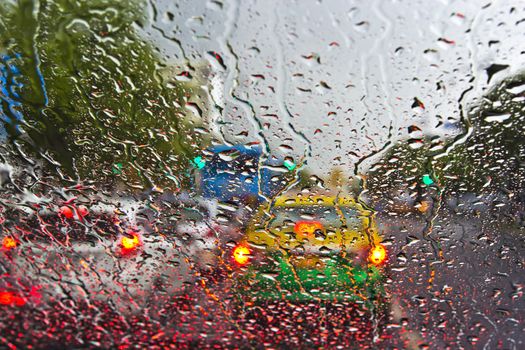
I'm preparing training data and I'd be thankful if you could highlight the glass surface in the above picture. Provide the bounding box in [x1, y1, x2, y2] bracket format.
[0, 0, 524, 348]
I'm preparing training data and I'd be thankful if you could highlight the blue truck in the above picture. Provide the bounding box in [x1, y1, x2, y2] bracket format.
[193, 144, 291, 204]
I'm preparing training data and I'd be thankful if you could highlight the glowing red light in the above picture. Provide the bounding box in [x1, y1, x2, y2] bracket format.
[0, 291, 26, 306]
[2, 236, 17, 250]
[369, 244, 387, 265]
[0, 291, 13, 305]
[294, 221, 323, 240]
[120, 232, 142, 254]
[233, 245, 251, 265]
[59, 206, 74, 219]
[77, 205, 89, 218]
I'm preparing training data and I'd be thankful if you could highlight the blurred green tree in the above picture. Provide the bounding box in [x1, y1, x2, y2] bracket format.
[0, 0, 210, 192]
[367, 72, 525, 205]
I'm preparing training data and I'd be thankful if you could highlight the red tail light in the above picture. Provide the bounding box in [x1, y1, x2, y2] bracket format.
[59, 206, 75, 219]
[119, 232, 142, 255]
[232, 245, 251, 266]
[294, 221, 323, 240]
[2, 236, 17, 250]
[0, 291, 26, 306]
[369, 244, 387, 266]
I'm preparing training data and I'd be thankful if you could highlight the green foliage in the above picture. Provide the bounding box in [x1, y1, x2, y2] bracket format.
[434, 73, 525, 195]
[0, 0, 209, 190]
[367, 72, 525, 199]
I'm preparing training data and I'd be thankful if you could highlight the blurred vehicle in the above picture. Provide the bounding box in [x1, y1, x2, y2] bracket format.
[194, 144, 289, 205]
[1, 193, 223, 310]
[229, 193, 388, 307]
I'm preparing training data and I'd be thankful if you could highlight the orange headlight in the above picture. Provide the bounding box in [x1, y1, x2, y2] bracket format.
[232, 245, 251, 265]
[369, 244, 387, 265]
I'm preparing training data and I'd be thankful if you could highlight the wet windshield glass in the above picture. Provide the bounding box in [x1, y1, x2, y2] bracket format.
[0, 0, 524, 348]
[271, 206, 342, 228]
